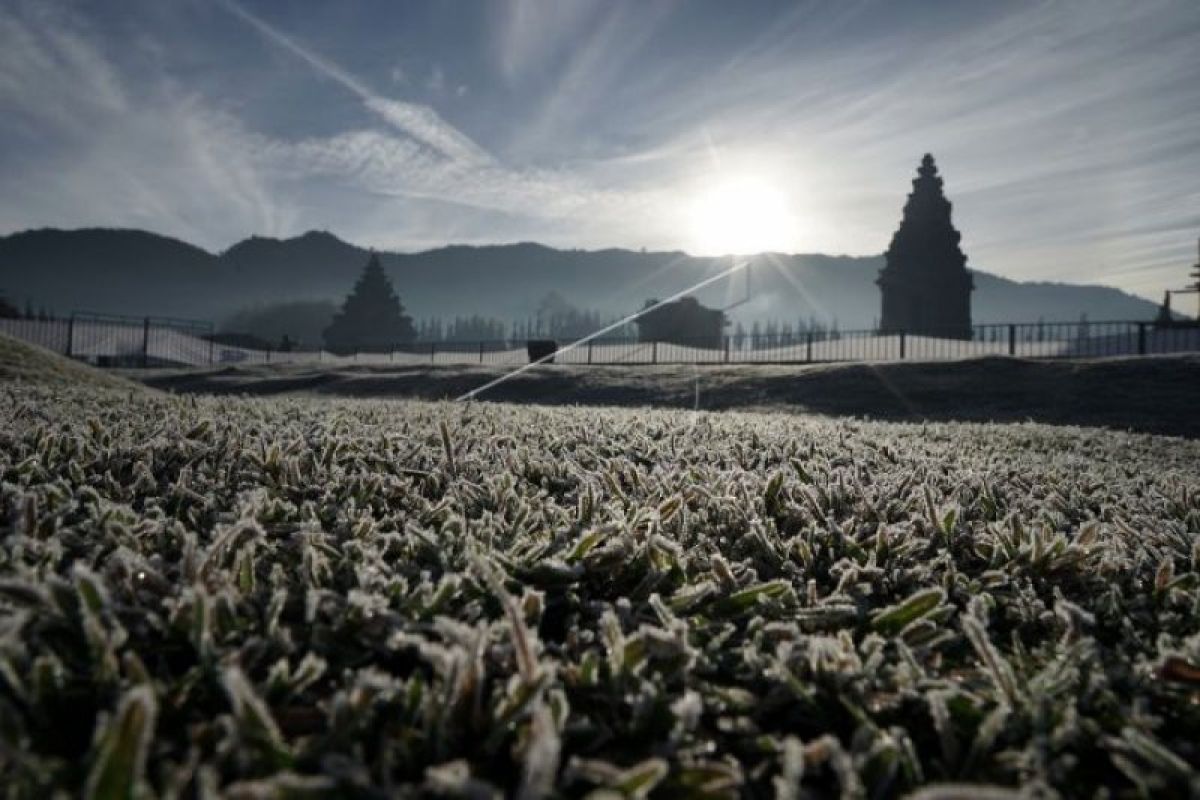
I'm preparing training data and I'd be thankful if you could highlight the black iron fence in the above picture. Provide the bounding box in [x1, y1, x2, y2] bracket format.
[1, 314, 1197, 368]
[470, 321, 1199, 364]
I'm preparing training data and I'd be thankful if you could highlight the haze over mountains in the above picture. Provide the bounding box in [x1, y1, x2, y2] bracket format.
[0, 228, 1165, 330]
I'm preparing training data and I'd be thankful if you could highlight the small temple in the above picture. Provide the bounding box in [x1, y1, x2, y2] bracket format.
[877, 154, 974, 339]
[636, 296, 725, 349]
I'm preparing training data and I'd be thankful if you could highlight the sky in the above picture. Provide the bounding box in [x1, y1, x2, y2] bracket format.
[1, 0, 1198, 302]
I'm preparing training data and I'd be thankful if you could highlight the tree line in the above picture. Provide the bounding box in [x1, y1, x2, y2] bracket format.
[0, 293, 59, 321]
[219, 256, 640, 353]
[730, 318, 843, 350]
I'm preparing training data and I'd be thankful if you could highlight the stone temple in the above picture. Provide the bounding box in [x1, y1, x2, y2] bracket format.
[877, 154, 974, 338]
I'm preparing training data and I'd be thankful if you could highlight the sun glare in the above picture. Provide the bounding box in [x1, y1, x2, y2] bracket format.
[687, 176, 798, 256]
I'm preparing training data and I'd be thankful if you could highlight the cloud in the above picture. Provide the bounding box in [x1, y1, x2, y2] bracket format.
[425, 64, 445, 94]
[0, 0, 291, 247]
[219, 0, 488, 165]
[1, 0, 1196, 301]
[360, 96, 490, 166]
[493, 0, 604, 84]
[502, 2, 677, 161]
[0, 0, 666, 254]
[217, 0, 659, 232]
[0, 2, 128, 136]
[556, 0, 1199, 295]
[254, 128, 660, 230]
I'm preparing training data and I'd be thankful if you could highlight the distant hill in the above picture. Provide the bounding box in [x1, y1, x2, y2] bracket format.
[0, 227, 1168, 328]
[0, 228, 220, 319]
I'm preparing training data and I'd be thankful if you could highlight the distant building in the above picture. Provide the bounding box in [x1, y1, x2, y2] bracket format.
[878, 154, 974, 339]
[636, 296, 725, 348]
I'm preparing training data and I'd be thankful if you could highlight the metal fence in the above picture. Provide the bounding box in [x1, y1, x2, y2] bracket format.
[0, 313, 215, 367]
[2, 315, 1198, 368]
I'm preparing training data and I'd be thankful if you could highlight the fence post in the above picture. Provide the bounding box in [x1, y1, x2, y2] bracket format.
[1008, 324, 1016, 356]
[142, 317, 151, 367]
[1137, 322, 1146, 355]
[587, 340, 593, 365]
[724, 336, 730, 363]
[209, 334, 215, 366]
[479, 341, 485, 363]
[266, 348, 272, 364]
[898, 331, 906, 359]
[430, 342, 436, 364]
[66, 314, 75, 358]
[805, 331, 813, 363]
[652, 341, 658, 364]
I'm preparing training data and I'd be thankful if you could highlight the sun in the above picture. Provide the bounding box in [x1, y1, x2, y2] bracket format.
[687, 176, 797, 256]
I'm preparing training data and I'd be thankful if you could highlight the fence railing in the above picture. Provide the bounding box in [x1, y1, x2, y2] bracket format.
[2, 315, 1198, 369]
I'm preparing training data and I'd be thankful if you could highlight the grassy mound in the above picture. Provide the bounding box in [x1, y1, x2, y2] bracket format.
[0, 331, 138, 390]
[0, 386, 1198, 796]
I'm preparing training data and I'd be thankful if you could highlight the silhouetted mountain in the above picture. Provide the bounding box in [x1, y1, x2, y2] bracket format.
[221, 230, 366, 295]
[0, 228, 219, 318]
[970, 272, 1166, 324]
[0, 227, 1168, 329]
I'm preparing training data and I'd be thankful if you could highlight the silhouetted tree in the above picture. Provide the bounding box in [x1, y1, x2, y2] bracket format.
[0, 293, 18, 319]
[428, 318, 444, 342]
[323, 253, 416, 353]
[530, 291, 609, 340]
[445, 315, 506, 342]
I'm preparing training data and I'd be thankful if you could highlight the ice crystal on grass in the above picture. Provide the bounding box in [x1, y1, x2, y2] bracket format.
[0, 384, 1198, 795]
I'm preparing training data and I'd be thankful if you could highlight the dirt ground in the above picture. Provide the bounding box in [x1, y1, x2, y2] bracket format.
[125, 354, 1200, 439]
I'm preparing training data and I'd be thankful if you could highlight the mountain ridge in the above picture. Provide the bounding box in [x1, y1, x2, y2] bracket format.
[0, 227, 1168, 327]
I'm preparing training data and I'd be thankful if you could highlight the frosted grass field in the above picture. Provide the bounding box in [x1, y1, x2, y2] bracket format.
[1, 381, 1199, 797]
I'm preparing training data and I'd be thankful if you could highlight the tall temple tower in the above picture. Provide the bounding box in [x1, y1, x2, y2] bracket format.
[877, 154, 974, 338]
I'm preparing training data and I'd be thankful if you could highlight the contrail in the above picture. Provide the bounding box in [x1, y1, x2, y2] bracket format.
[217, 0, 490, 165]
[455, 259, 750, 402]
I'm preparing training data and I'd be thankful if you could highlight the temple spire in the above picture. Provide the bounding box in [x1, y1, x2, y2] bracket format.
[917, 152, 939, 180]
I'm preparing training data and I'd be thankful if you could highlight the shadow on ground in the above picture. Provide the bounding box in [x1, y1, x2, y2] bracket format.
[133, 355, 1200, 438]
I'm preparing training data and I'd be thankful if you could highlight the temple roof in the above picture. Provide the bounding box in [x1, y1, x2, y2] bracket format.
[881, 153, 969, 282]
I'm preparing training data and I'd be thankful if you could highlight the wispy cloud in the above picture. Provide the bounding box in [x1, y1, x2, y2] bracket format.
[492, 0, 604, 84]
[551, 0, 1200, 295]
[219, 0, 655, 234]
[0, 0, 1196, 300]
[0, 0, 291, 246]
[0, 2, 128, 135]
[219, 0, 490, 166]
